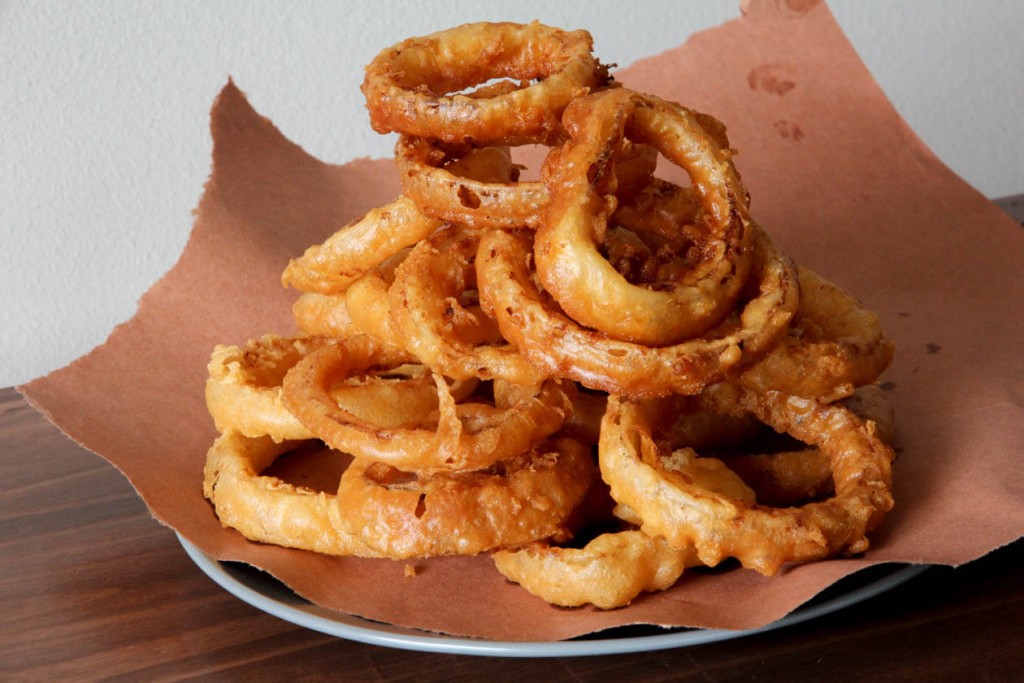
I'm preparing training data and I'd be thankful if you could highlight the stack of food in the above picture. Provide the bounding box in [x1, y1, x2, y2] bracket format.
[202, 21, 896, 609]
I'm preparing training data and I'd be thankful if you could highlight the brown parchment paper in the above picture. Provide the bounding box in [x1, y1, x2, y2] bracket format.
[20, 0, 1024, 641]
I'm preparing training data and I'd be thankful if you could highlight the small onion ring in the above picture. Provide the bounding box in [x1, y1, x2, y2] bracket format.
[389, 224, 546, 385]
[334, 436, 594, 558]
[492, 530, 699, 609]
[342, 248, 411, 348]
[344, 247, 504, 352]
[361, 21, 610, 145]
[738, 267, 896, 402]
[394, 137, 658, 230]
[610, 179, 703, 252]
[202, 431, 381, 557]
[280, 196, 440, 295]
[720, 385, 897, 507]
[281, 336, 573, 473]
[206, 335, 328, 441]
[475, 224, 798, 398]
[394, 139, 544, 228]
[206, 334, 473, 441]
[599, 385, 895, 575]
[281, 146, 515, 295]
[534, 88, 753, 346]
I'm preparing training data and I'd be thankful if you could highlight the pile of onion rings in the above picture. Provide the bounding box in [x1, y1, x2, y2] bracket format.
[203, 21, 897, 610]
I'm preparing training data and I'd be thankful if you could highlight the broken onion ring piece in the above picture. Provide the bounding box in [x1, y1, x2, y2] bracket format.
[492, 530, 699, 609]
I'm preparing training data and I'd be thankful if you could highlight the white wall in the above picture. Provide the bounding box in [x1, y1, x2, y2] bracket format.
[2, 1, 1021, 387]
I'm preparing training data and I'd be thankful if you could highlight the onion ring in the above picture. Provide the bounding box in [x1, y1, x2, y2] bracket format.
[610, 179, 703, 252]
[206, 335, 328, 441]
[206, 334, 473, 441]
[738, 267, 896, 401]
[394, 139, 543, 228]
[599, 385, 895, 575]
[361, 21, 610, 146]
[533, 88, 752, 345]
[202, 431, 381, 557]
[280, 196, 439, 295]
[635, 386, 895, 507]
[281, 336, 572, 472]
[720, 384, 896, 506]
[475, 223, 798, 398]
[394, 137, 658, 230]
[335, 436, 594, 558]
[342, 248, 410, 348]
[281, 146, 515, 295]
[343, 246, 505, 354]
[389, 224, 546, 385]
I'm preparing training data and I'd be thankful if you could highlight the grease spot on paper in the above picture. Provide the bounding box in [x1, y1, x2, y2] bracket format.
[748, 64, 797, 95]
[772, 119, 805, 141]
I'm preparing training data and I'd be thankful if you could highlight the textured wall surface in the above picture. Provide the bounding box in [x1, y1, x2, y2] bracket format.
[2, 0, 1021, 386]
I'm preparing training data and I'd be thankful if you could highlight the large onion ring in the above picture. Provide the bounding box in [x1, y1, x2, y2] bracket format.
[281, 336, 572, 472]
[335, 436, 594, 558]
[361, 21, 609, 146]
[476, 224, 798, 398]
[640, 385, 895, 507]
[599, 385, 895, 575]
[534, 88, 752, 345]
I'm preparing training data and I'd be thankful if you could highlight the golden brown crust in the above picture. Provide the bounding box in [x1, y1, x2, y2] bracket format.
[476, 224, 799, 397]
[361, 21, 609, 146]
[336, 437, 595, 558]
[599, 387, 895, 575]
[202, 431, 381, 557]
[493, 530, 699, 608]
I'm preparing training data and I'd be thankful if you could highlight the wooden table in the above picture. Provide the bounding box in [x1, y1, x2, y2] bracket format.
[4, 198, 1023, 681]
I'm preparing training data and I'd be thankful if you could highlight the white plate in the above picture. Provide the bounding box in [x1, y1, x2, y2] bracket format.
[179, 535, 927, 658]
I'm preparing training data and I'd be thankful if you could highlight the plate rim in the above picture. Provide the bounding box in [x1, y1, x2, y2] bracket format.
[178, 534, 929, 658]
